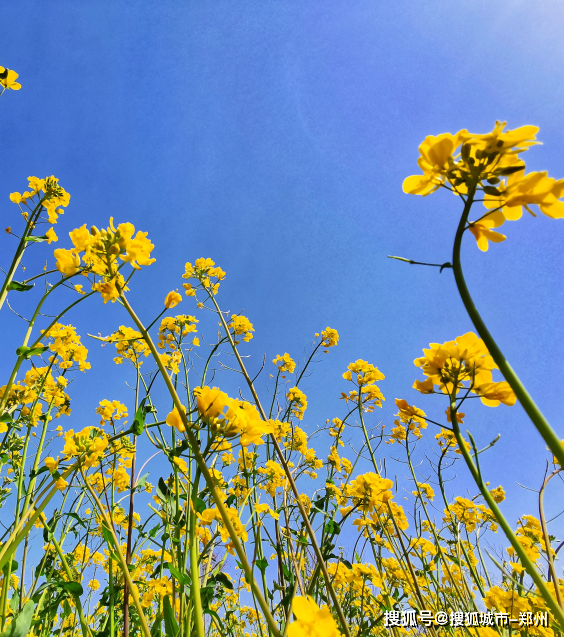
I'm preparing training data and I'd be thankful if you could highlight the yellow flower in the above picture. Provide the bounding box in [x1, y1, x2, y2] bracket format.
[0, 67, 21, 90]
[45, 227, 58, 244]
[166, 404, 187, 433]
[403, 131, 467, 195]
[44, 456, 59, 472]
[173, 457, 188, 473]
[96, 399, 128, 424]
[468, 211, 506, 252]
[413, 333, 515, 408]
[88, 579, 100, 591]
[287, 596, 341, 637]
[164, 290, 182, 308]
[286, 387, 307, 420]
[195, 386, 230, 422]
[192, 336, 200, 346]
[54, 248, 81, 276]
[413, 377, 434, 394]
[272, 353, 296, 373]
[228, 314, 254, 342]
[490, 485, 505, 503]
[55, 477, 68, 490]
[320, 327, 339, 348]
[475, 381, 516, 407]
[92, 277, 120, 304]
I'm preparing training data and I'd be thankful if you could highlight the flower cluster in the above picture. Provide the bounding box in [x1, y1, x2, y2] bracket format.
[286, 386, 307, 420]
[403, 122, 564, 251]
[387, 398, 428, 444]
[272, 353, 295, 373]
[182, 257, 226, 296]
[167, 385, 273, 447]
[157, 315, 199, 350]
[228, 314, 254, 343]
[341, 359, 385, 411]
[413, 332, 516, 407]
[10, 175, 70, 224]
[62, 426, 109, 469]
[106, 326, 150, 365]
[54, 218, 155, 302]
[42, 323, 90, 372]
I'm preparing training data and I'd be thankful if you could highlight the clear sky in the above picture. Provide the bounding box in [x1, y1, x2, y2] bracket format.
[2, 1, 564, 537]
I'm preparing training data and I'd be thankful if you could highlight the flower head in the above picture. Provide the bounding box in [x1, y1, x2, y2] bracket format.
[0, 67, 21, 90]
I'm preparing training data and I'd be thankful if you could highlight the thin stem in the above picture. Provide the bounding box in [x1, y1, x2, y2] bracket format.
[207, 291, 351, 637]
[80, 465, 152, 637]
[539, 468, 563, 604]
[449, 402, 564, 626]
[451, 186, 564, 469]
[119, 290, 282, 637]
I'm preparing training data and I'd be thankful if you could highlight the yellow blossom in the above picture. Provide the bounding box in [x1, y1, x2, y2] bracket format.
[0, 67, 21, 90]
[164, 290, 182, 308]
[287, 596, 341, 637]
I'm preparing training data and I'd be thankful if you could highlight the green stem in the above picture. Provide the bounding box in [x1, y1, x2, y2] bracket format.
[449, 402, 564, 627]
[39, 513, 93, 637]
[189, 509, 205, 637]
[119, 291, 282, 637]
[207, 292, 351, 637]
[81, 465, 152, 637]
[0, 199, 44, 313]
[452, 187, 564, 468]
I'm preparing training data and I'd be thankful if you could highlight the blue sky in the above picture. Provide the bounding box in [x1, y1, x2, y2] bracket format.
[2, 1, 564, 537]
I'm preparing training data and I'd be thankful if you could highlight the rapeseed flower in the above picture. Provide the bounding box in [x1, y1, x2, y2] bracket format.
[0, 66, 21, 90]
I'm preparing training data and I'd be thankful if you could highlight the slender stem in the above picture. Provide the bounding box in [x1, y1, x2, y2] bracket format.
[449, 402, 564, 625]
[38, 513, 93, 637]
[80, 465, 152, 637]
[189, 508, 206, 637]
[539, 469, 563, 606]
[207, 292, 352, 637]
[452, 187, 564, 468]
[0, 199, 43, 313]
[119, 291, 282, 637]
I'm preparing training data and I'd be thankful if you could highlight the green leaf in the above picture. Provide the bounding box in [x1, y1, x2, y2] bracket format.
[7, 281, 34, 292]
[281, 563, 292, 581]
[203, 608, 222, 626]
[131, 404, 146, 436]
[29, 466, 49, 480]
[162, 596, 178, 637]
[9, 590, 20, 613]
[167, 564, 190, 587]
[0, 413, 12, 423]
[66, 512, 87, 529]
[192, 496, 206, 514]
[150, 611, 163, 637]
[0, 600, 34, 637]
[100, 523, 119, 559]
[225, 494, 237, 507]
[55, 581, 84, 596]
[15, 345, 48, 360]
[2, 561, 18, 575]
[324, 520, 341, 535]
[157, 477, 171, 501]
[447, 553, 460, 566]
[214, 572, 233, 590]
[136, 472, 149, 490]
[255, 558, 268, 574]
[24, 235, 48, 243]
